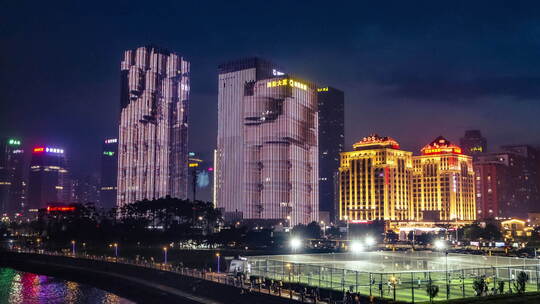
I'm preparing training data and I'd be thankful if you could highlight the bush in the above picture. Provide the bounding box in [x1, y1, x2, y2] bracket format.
[514, 271, 529, 294]
[426, 280, 439, 303]
[473, 276, 488, 296]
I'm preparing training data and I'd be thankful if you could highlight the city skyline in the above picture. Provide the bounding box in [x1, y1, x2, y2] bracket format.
[2, 2, 540, 178]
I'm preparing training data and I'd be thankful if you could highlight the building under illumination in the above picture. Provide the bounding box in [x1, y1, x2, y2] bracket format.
[460, 130, 487, 156]
[216, 58, 319, 225]
[317, 86, 344, 223]
[0, 138, 25, 215]
[117, 46, 190, 208]
[28, 146, 71, 211]
[411, 136, 476, 221]
[100, 138, 117, 209]
[338, 134, 413, 222]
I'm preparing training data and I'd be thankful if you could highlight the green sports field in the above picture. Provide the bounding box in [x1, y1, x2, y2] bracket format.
[248, 252, 540, 302]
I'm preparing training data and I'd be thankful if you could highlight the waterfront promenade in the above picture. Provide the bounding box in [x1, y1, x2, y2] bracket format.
[0, 249, 323, 304]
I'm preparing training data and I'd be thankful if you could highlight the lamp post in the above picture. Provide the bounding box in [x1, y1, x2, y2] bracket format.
[435, 239, 449, 299]
[163, 247, 168, 264]
[113, 243, 118, 259]
[216, 253, 220, 273]
[344, 215, 349, 240]
[71, 240, 76, 256]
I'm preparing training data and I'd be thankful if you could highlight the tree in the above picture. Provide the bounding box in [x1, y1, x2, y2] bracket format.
[426, 280, 439, 303]
[473, 276, 487, 296]
[497, 281, 505, 295]
[513, 271, 529, 294]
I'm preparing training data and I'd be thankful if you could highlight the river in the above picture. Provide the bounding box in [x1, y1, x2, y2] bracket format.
[0, 268, 134, 304]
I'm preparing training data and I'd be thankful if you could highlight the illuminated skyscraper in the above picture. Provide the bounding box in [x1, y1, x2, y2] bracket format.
[338, 134, 413, 222]
[216, 58, 319, 225]
[100, 138, 118, 209]
[317, 87, 344, 223]
[28, 146, 70, 210]
[412, 136, 476, 221]
[460, 130, 487, 156]
[117, 46, 190, 207]
[0, 138, 25, 215]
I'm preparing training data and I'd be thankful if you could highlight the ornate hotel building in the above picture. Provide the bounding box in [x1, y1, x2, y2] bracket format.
[412, 136, 476, 221]
[338, 135, 413, 222]
[117, 46, 190, 208]
[216, 58, 318, 225]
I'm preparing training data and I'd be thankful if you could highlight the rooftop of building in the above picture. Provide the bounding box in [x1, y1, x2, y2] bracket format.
[352, 134, 400, 151]
[421, 136, 463, 155]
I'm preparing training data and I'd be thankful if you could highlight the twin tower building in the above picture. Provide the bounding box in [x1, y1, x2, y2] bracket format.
[116, 47, 344, 226]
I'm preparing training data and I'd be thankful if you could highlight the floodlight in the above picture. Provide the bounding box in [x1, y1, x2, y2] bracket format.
[350, 241, 364, 254]
[365, 236, 376, 247]
[434, 239, 446, 250]
[290, 238, 302, 250]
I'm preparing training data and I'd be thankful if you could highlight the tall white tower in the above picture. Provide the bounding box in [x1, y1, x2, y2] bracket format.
[216, 58, 318, 225]
[117, 46, 190, 208]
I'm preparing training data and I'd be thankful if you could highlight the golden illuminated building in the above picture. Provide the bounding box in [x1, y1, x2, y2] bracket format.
[338, 134, 412, 222]
[412, 136, 476, 221]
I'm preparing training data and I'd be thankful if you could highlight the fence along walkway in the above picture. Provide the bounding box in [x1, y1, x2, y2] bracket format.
[9, 248, 325, 304]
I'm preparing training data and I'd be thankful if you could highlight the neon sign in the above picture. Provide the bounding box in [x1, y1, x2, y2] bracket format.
[317, 87, 329, 92]
[103, 151, 115, 156]
[105, 138, 118, 144]
[266, 78, 308, 91]
[422, 147, 462, 155]
[272, 69, 285, 76]
[47, 206, 76, 212]
[8, 139, 21, 146]
[33, 147, 64, 154]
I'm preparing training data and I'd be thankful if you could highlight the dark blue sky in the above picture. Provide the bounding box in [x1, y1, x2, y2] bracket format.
[1, 1, 540, 177]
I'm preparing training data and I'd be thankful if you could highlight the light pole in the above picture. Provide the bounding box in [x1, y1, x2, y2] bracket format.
[71, 240, 76, 256]
[435, 239, 449, 300]
[163, 247, 168, 264]
[216, 253, 220, 273]
[113, 243, 118, 259]
[344, 215, 349, 240]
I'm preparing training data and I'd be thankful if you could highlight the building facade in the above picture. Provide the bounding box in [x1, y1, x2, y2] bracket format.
[100, 138, 118, 209]
[460, 130, 487, 156]
[0, 138, 25, 215]
[412, 136, 476, 221]
[117, 46, 190, 208]
[216, 58, 319, 225]
[28, 146, 70, 210]
[339, 134, 413, 222]
[317, 87, 344, 223]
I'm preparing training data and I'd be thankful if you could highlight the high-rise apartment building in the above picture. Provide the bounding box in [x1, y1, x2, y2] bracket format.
[0, 138, 25, 215]
[460, 130, 487, 156]
[412, 136, 476, 221]
[338, 134, 413, 222]
[28, 146, 70, 210]
[100, 138, 118, 209]
[474, 153, 514, 219]
[317, 87, 344, 223]
[117, 46, 190, 208]
[216, 58, 319, 225]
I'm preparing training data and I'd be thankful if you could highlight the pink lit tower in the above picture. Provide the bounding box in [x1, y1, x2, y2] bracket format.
[117, 46, 190, 208]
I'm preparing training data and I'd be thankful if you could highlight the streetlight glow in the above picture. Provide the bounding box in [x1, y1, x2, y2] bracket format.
[350, 240, 364, 254]
[434, 239, 446, 250]
[290, 238, 301, 250]
[365, 236, 376, 247]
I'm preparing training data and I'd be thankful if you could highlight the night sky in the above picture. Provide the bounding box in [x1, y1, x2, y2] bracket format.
[2, 1, 540, 179]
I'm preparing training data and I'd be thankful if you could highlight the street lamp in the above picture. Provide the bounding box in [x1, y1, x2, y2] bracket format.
[350, 240, 364, 254]
[216, 253, 220, 273]
[163, 247, 168, 264]
[344, 215, 350, 240]
[290, 237, 301, 253]
[434, 239, 449, 299]
[71, 240, 76, 256]
[365, 236, 376, 247]
[113, 243, 118, 259]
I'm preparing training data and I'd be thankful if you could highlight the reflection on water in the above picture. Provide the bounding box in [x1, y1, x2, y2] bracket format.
[0, 268, 134, 304]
